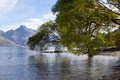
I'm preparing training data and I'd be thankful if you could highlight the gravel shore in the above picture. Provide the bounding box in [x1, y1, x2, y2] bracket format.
[99, 51, 120, 56]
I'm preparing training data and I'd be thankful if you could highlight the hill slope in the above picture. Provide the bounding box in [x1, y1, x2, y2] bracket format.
[0, 30, 4, 35]
[0, 35, 18, 46]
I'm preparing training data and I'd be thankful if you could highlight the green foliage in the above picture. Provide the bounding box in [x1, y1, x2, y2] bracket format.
[101, 29, 120, 47]
[112, 29, 120, 46]
[104, 33, 115, 46]
[27, 29, 49, 51]
[52, 0, 117, 56]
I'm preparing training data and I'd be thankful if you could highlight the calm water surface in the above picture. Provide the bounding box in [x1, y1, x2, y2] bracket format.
[0, 47, 120, 80]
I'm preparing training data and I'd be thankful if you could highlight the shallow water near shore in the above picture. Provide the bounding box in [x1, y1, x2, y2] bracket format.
[0, 47, 120, 80]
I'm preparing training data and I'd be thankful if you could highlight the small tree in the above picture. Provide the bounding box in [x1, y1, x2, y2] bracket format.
[27, 20, 60, 52]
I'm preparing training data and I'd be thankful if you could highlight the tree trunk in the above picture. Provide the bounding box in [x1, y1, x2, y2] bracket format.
[87, 49, 93, 58]
[88, 53, 93, 58]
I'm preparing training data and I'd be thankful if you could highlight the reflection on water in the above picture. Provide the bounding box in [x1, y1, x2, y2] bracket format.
[28, 53, 120, 80]
[0, 47, 120, 80]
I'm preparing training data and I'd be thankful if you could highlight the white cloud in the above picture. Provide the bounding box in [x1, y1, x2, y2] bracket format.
[43, 13, 56, 20]
[1, 13, 56, 31]
[1, 18, 43, 32]
[22, 14, 56, 30]
[1, 24, 19, 32]
[22, 18, 44, 30]
[0, 0, 18, 13]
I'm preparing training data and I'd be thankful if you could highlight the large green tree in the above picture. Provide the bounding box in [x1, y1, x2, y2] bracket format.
[52, 0, 117, 57]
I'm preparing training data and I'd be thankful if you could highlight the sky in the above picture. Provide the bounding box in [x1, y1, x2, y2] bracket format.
[0, 0, 57, 31]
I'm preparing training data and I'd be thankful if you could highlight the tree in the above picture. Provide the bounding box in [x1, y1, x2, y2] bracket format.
[52, 0, 117, 57]
[27, 20, 60, 52]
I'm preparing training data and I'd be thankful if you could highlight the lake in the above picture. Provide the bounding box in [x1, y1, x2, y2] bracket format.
[0, 47, 120, 80]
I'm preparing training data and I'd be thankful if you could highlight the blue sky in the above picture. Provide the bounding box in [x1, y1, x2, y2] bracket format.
[0, 0, 57, 31]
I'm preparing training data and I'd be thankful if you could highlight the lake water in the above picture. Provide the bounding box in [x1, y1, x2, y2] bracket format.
[0, 47, 120, 80]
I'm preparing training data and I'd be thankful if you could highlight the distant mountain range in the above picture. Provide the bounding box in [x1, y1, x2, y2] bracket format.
[0, 25, 37, 46]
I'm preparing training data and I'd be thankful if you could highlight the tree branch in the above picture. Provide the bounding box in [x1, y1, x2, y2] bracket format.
[95, 0, 120, 16]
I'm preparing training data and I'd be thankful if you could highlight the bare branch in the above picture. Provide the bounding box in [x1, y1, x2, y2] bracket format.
[95, 0, 120, 15]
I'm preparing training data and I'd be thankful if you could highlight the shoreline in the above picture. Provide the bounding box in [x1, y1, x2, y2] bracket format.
[99, 50, 120, 56]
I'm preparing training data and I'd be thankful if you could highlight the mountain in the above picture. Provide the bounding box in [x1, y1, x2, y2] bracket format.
[0, 30, 4, 35]
[0, 35, 18, 46]
[2, 25, 36, 46]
